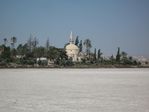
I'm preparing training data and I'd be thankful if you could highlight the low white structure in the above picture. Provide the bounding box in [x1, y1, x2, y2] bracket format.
[133, 56, 149, 65]
[36, 57, 47, 62]
[16, 55, 25, 59]
[48, 59, 54, 66]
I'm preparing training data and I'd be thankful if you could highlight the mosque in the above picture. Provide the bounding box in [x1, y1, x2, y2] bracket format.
[65, 32, 84, 62]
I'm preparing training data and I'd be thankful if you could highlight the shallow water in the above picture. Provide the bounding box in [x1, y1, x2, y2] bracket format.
[0, 69, 149, 112]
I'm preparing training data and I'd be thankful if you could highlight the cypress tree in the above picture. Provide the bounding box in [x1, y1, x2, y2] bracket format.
[79, 40, 82, 52]
[75, 36, 79, 46]
[94, 48, 96, 60]
[97, 49, 102, 59]
[116, 47, 121, 62]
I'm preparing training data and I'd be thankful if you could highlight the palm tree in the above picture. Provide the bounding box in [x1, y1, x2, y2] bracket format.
[83, 39, 92, 56]
[3, 38, 7, 46]
[11, 36, 17, 49]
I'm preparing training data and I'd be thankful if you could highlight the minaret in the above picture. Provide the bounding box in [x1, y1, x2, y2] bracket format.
[69, 31, 74, 44]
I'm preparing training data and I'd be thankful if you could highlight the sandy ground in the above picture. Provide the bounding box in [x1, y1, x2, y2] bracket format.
[0, 68, 149, 112]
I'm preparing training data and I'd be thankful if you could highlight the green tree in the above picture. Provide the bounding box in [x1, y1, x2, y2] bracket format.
[32, 37, 38, 49]
[83, 39, 92, 56]
[0, 45, 11, 62]
[79, 40, 82, 52]
[116, 47, 121, 62]
[33, 47, 45, 58]
[97, 49, 102, 59]
[16, 43, 29, 57]
[22, 43, 30, 56]
[121, 51, 128, 64]
[46, 47, 69, 66]
[54, 49, 68, 66]
[75, 36, 79, 46]
[94, 48, 96, 61]
[17, 44, 24, 55]
[129, 56, 133, 61]
[3, 38, 7, 46]
[110, 55, 114, 65]
[22, 42, 34, 59]
[47, 46, 59, 60]
[121, 51, 127, 58]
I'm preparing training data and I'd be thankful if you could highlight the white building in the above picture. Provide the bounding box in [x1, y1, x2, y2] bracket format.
[65, 32, 80, 62]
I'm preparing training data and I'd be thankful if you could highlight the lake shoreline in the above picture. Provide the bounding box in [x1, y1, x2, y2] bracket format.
[0, 65, 149, 69]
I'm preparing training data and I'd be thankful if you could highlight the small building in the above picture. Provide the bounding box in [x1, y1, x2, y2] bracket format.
[37, 57, 47, 61]
[48, 59, 54, 66]
[133, 56, 149, 66]
[16, 55, 25, 59]
[36, 57, 48, 65]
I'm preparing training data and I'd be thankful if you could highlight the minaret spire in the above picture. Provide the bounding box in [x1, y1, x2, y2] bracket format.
[69, 31, 74, 44]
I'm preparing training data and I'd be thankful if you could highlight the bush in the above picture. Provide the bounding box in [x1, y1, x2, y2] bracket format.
[38, 60, 48, 66]
[65, 59, 74, 66]
[0, 61, 7, 66]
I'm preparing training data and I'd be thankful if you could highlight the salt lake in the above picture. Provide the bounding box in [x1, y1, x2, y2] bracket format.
[0, 68, 149, 112]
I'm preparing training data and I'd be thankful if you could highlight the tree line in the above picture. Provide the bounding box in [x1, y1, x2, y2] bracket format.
[0, 35, 140, 67]
[73, 37, 140, 66]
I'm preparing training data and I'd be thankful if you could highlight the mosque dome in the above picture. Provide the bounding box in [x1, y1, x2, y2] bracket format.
[65, 43, 79, 50]
[65, 43, 79, 56]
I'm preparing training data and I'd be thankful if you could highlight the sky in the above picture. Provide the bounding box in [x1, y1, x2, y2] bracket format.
[0, 0, 149, 57]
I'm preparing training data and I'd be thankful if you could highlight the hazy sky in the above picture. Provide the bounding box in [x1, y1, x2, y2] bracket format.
[0, 0, 149, 57]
